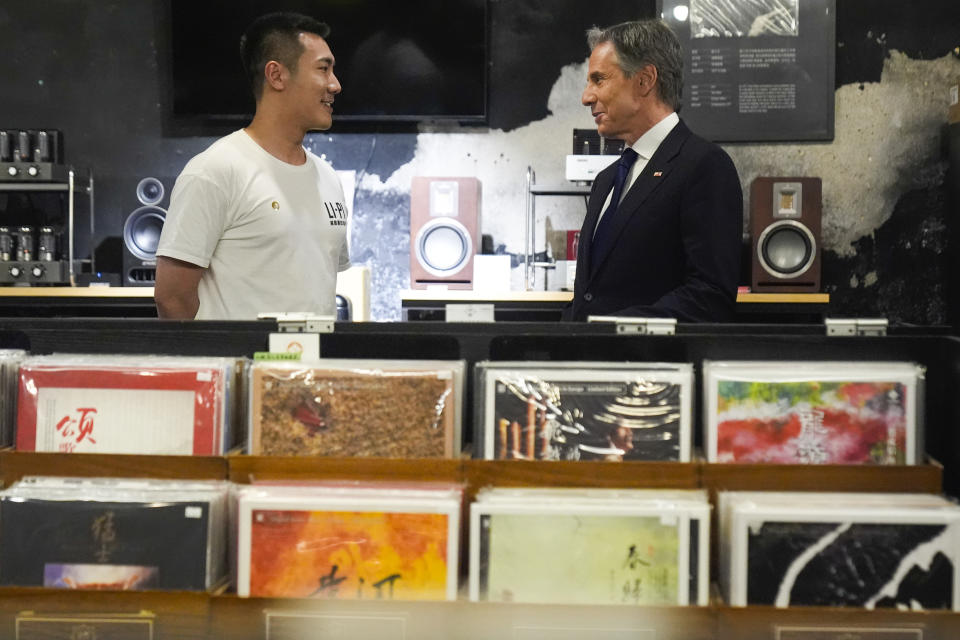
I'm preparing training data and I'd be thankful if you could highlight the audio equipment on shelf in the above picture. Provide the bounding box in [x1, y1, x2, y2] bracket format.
[0, 129, 65, 182]
[0, 224, 69, 284]
[0, 131, 89, 286]
[750, 177, 822, 293]
[409, 177, 481, 290]
[122, 176, 171, 286]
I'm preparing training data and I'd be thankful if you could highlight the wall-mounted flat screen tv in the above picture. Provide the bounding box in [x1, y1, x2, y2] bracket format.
[168, 0, 488, 125]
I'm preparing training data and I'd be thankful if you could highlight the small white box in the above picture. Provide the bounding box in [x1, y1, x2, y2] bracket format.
[472, 254, 512, 292]
[565, 155, 617, 182]
[553, 260, 577, 290]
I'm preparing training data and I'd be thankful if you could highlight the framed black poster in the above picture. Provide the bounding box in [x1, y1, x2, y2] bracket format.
[658, 0, 836, 141]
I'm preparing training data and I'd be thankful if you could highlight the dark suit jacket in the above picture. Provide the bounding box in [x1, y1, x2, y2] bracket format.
[564, 119, 743, 322]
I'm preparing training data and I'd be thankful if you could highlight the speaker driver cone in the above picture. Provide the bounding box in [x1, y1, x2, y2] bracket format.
[415, 218, 472, 277]
[757, 220, 816, 279]
[123, 206, 166, 261]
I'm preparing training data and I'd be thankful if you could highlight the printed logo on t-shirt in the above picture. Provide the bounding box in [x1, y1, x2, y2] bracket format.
[324, 201, 347, 227]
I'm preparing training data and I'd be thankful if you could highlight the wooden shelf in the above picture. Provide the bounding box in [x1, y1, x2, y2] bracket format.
[736, 292, 829, 304]
[699, 460, 943, 494]
[0, 287, 153, 298]
[0, 450, 227, 486]
[228, 454, 461, 485]
[0, 590, 953, 639]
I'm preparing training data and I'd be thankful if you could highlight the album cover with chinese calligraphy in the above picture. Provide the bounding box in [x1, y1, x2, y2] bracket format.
[704, 361, 923, 464]
[15, 355, 236, 455]
[475, 362, 692, 461]
[0, 477, 230, 591]
[248, 360, 464, 458]
[0, 498, 211, 590]
[719, 491, 960, 610]
[469, 488, 709, 605]
[235, 483, 462, 599]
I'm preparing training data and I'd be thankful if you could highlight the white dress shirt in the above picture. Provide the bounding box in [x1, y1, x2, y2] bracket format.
[594, 112, 680, 234]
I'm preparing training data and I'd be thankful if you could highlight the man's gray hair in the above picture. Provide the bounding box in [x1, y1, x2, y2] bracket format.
[587, 20, 683, 112]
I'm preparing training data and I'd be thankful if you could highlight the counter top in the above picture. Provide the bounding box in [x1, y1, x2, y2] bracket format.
[401, 289, 829, 304]
[400, 289, 573, 302]
[0, 288, 830, 304]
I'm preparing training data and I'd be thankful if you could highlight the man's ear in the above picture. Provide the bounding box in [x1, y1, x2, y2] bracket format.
[634, 63, 658, 98]
[263, 60, 287, 92]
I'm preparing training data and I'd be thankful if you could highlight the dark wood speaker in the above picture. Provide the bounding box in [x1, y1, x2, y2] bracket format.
[409, 177, 480, 290]
[751, 177, 822, 293]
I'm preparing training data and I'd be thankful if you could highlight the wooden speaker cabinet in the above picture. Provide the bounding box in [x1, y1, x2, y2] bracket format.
[410, 177, 480, 290]
[751, 177, 822, 293]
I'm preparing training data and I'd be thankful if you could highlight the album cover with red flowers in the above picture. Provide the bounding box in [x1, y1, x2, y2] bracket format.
[705, 361, 922, 464]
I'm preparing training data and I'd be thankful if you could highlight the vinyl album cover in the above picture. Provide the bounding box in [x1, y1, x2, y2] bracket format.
[0, 498, 211, 590]
[248, 509, 451, 599]
[477, 513, 680, 605]
[706, 362, 920, 464]
[480, 364, 692, 461]
[249, 361, 460, 458]
[16, 357, 230, 455]
[0, 349, 26, 448]
[746, 520, 956, 609]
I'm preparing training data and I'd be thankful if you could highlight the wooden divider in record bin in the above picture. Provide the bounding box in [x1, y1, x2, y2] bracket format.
[0, 451, 228, 487]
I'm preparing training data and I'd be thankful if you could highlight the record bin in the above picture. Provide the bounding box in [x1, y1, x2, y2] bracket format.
[0, 320, 954, 638]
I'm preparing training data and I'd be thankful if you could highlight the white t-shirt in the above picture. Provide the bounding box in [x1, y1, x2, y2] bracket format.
[157, 130, 351, 320]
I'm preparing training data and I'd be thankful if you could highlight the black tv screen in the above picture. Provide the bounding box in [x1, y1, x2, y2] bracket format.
[169, 0, 488, 124]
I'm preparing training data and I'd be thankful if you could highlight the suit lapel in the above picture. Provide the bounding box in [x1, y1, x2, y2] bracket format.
[576, 166, 616, 288]
[587, 120, 692, 280]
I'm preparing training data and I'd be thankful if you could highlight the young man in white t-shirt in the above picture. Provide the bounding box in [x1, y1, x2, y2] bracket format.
[155, 12, 350, 320]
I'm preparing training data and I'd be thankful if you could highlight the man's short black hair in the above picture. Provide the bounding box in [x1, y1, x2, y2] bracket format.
[240, 12, 331, 102]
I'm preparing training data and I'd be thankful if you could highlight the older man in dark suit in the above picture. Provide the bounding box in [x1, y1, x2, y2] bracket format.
[565, 19, 742, 322]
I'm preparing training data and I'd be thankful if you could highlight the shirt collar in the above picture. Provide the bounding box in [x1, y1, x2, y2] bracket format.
[631, 112, 679, 160]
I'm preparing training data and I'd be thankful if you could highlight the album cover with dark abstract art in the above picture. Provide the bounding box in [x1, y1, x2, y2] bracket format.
[747, 521, 954, 609]
[0, 498, 211, 590]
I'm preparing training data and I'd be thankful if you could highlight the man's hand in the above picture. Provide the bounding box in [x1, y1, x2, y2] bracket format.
[154, 256, 204, 319]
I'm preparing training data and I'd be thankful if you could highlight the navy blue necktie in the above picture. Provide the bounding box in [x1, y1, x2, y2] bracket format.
[591, 147, 639, 269]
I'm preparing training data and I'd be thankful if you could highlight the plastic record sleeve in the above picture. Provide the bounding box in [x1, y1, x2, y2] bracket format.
[0, 477, 230, 591]
[475, 361, 693, 462]
[247, 359, 464, 457]
[703, 360, 924, 465]
[717, 490, 960, 610]
[0, 349, 26, 448]
[234, 483, 463, 599]
[469, 487, 710, 606]
[15, 354, 237, 456]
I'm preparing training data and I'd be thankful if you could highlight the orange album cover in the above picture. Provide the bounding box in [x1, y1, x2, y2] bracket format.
[249, 509, 451, 599]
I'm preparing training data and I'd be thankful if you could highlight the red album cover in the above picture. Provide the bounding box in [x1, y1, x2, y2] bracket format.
[16, 365, 224, 455]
